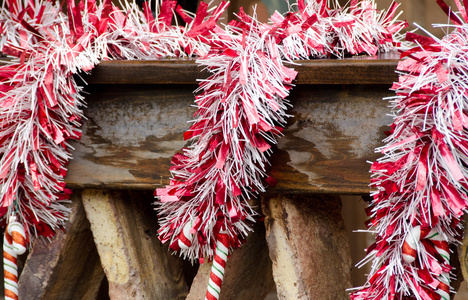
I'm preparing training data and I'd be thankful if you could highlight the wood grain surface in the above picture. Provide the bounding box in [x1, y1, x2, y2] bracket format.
[81, 190, 188, 299]
[262, 194, 352, 299]
[83, 52, 399, 85]
[19, 193, 106, 299]
[65, 54, 401, 193]
[65, 82, 394, 193]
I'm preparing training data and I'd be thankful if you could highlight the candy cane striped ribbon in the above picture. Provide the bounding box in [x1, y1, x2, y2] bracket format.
[205, 231, 229, 300]
[402, 225, 450, 300]
[4, 220, 27, 300]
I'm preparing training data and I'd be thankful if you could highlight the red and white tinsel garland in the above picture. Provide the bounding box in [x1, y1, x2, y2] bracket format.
[351, 1, 468, 299]
[0, 0, 205, 241]
[156, 0, 405, 264]
[0, 0, 407, 298]
[155, 4, 406, 300]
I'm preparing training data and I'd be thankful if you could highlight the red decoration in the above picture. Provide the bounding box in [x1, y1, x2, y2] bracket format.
[351, 1, 468, 299]
[155, 0, 406, 269]
[0, 0, 204, 240]
[0, 0, 406, 298]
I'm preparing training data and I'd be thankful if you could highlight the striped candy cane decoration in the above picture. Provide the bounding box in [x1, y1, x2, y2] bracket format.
[206, 231, 229, 300]
[178, 221, 195, 250]
[426, 229, 450, 300]
[3, 219, 27, 300]
[402, 225, 421, 263]
[402, 226, 451, 300]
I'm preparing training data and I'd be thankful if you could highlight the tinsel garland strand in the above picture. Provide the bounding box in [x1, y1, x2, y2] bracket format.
[0, 0, 405, 246]
[0, 0, 206, 241]
[0, 0, 407, 298]
[156, 0, 406, 262]
[351, 1, 468, 299]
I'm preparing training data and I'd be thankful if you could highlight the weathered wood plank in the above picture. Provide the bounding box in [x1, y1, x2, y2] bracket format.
[186, 221, 275, 300]
[293, 55, 399, 85]
[18, 192, 106, 300]
[83, 60, 207, 85]
[81, 189, 188, 300]
[65, 84, 393, 193]
[82, 52, 399, 85]
[451, 243, 464, 300]
[271, 85, 393, 194]
[261, 194, 352, 299]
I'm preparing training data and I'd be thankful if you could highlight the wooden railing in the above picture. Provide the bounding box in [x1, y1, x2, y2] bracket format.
[15, 53, 468, 299]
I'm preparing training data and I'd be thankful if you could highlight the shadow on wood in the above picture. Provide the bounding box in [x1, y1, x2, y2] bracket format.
[186, 220, 275, 300]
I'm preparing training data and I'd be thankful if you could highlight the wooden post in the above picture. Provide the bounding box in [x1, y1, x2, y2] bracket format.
[18, 192, 106, 299]
[81, 189, 188, 300]
[262, 194, 352, 300]
[186, 221, 275, 300]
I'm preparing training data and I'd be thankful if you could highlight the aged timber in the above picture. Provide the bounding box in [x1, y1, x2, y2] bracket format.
[262, 194, 352, 299]
[84, 52, 399, 85]
[67, 53, 399, 193]
[81, 190, 188, 299]
[19, 193, 106, 299]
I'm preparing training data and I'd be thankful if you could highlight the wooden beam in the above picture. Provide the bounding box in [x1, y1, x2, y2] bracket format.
[82, 52, 399, 85]
[81, 190, 188, 299]
[18, 193, 106, 300]
[261, 194, 352, 299]
[65, 84, 393, 193]
[82, 60, 207, 85]
[460, 219, 468, 284]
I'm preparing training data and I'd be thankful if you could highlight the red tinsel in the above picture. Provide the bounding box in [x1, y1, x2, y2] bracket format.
[0, 0, 201, 240]
[156, 0, 406, 262]
[351, 1, 468, 299]
[0, 0, 406, 298]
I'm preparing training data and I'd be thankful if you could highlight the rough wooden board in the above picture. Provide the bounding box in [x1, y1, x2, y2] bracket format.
[81, 189, 188, 300]
[18, 192, 106, 300]
[83, 60, 207, 85]
[65, 84, 393, 193]
[271, 85, 394, 194]
[82, 52, 399, 85]
[292, 54, 399, 85]
[262, 194, 352, 300]
[186, 221, 275, 300]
